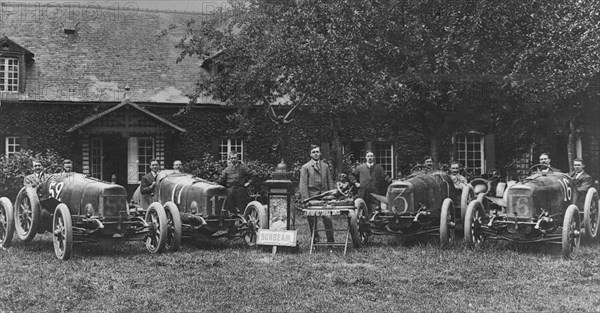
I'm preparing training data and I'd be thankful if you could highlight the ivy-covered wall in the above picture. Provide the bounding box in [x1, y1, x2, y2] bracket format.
[0, 101, 453, 178]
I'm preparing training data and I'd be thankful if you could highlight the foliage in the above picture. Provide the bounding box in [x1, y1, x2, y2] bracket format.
[182, 152, 224, 181]
[173, 0, 600, 172]
[0, 149, 63, 200]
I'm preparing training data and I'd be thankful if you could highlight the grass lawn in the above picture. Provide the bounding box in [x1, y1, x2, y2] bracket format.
[1, 213, 599, 313]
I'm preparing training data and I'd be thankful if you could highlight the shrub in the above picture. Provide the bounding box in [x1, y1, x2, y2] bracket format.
[0, 149, 63, 200]
[182, 153, 224, 181]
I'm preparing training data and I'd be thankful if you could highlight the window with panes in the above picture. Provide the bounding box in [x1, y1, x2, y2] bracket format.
[220, 139, 244, 161]
[454, 132, 484, 175]
[0, 58, 19, 92]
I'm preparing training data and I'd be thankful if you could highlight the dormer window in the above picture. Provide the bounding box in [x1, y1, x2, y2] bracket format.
[0, 36, 34, 94]
[0, 57, 19, 92]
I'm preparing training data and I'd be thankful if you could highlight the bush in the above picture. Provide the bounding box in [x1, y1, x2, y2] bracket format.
[182, 153, 224, 181]
[0, 149, 63, 200]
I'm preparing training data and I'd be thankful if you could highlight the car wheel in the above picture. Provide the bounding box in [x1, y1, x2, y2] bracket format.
[348, 210, 361, 248]
[163, 201, 182, 252]
[243, 201, 268, 247]
[53, 203, 73, 260]
[355, 198, 370, 245]
[460, 185, 475, 224]
[440, 198, 455, 247]
[583, 187, 599, 241]
[14, 187, 41, 242]
[0, 197, 15, 247]
[464, 200, 485, 247]
[562, 204, 581, 260]
[145, 202, 168, 254]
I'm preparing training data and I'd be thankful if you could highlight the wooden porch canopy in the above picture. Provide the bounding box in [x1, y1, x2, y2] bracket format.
[67, 100, 185, 134]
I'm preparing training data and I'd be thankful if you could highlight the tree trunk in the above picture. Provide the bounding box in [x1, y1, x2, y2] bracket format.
[330, 115, 343, 177]
[567, 118, 578, 173]
[430, 136, 439, 169]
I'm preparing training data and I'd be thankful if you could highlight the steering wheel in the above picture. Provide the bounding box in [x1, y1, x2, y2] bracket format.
[529, 164, 552, 175]
[486, 169, 500, 180]
[411, 164, 432, 173]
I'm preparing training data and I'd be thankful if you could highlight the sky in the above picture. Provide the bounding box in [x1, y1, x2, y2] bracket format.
[4, 0, 230, 13]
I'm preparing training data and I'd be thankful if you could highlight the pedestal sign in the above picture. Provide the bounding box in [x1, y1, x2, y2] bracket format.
[259, 160, 298, 254]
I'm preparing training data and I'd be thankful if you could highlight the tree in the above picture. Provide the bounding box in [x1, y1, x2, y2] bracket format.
[174, 0, 600, 173]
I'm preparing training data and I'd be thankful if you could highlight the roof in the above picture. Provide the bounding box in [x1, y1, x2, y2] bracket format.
[67, 99, 186, 133]
[0, 36, 35, 59]
[1, 2, 221, 104]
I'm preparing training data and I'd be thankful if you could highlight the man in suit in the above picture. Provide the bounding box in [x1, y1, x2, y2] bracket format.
[140, 159, 160, 208]
[571, 158, 593, 207]
[62, 159, 73, 173]
[449, 161, 468, 190]
[538, 152, 561, 172]
[299, 145, 334, 243]
[349, 150, 390, 209]
[218, 151, 256, 214]
[424, 156, 434, 169]
[173, 160, 183, 173]
[23, 159, 44, 188]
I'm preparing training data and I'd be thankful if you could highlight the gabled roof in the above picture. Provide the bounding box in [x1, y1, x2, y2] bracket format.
[67, 99, 186, 133]
[0, 36, 34, 59]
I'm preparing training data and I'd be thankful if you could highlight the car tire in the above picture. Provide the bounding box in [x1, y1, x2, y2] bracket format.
[348, 210, 361, 248]
[583, 187, 599, 241]
[243, 201, 268, 247]
[53, 203, 73, 260]
[440, 198, 455, 247]
[460, 185, 475, 224]
[145, 202, 168, 254]
[562, 204, 581, 260]
[163, 201, 182, 252]
[0, 197, 15, 247]
[464, 200, 485, 247]
[14, 187, 41, 242]
[354, 198, 370, 245]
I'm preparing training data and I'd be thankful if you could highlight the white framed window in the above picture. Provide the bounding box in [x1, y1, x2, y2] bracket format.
[348, 141, 394, 178]
[220, 138, 243, 161]
[137, 137, 155, 181]
[0, 58, 19, 92]
[90, 138, 103, 179]
[454, 132, 485, 175]
[372, 142, 394, 178]
[5, 136, 21, 156]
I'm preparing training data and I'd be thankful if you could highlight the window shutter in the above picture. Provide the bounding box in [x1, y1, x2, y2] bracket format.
[211, 138, 220, 160]
[484, 134, 495, 172]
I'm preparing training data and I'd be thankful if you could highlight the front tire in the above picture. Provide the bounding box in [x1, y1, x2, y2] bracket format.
[440, 198, 455, 247]
[460, 185, 475, 223]
[348, 210, 361, 248]
[562, 205, 581, 260]
[163, 201, 182, 252]
[53, 204, 73, 260]
[583, 187, 599, 241]
[14, 187, 41, 242]
[0, 197, 15, 247]
[464, 200, 485, 247]
[355, 198, 370, 245]
[145, 202, 168, 254]
[243, 201, 268, 247]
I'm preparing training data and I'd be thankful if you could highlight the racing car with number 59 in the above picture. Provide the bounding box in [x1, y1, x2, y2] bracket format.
[464, 164, 599, 259]
[0, 172, 168, 260]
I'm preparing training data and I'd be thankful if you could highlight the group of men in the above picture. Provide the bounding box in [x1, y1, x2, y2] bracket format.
[23, 159, 73, 188]
[138, 154, 256, 214]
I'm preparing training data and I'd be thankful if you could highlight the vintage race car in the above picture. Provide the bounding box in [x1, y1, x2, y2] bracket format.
[0, 172, 168, 260]
[464, 164, 599, 259]
[356, 166, 479, 246]
[132, 171, 268, 250]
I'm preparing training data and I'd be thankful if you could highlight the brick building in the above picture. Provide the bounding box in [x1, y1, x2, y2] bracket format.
[0, 2, 598, 194]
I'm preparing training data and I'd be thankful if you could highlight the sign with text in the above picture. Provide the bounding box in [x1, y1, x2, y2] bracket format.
[257, 229, 297, 247]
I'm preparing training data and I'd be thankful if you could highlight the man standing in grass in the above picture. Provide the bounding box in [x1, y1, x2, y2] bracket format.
[218, 151, 256, 214]
[299, 144, 334, 243]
